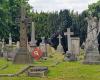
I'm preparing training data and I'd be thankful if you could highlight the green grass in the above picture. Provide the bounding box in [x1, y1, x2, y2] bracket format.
[0, 55, 100, 80]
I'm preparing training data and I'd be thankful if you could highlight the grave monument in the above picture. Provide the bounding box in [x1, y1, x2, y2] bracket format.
[40, 37, 47, 58]
[57, 34, 64, 53]
[83, 12, 100, 64]
[64, 28, 77, 61]
[30, 22, 36, 52]
[13, 2, 32, 64]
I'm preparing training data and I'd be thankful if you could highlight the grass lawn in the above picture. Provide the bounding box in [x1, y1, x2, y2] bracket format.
[0, 54, 100, 80]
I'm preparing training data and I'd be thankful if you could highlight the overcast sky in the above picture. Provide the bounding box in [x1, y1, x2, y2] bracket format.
[28, 0, 98, 13]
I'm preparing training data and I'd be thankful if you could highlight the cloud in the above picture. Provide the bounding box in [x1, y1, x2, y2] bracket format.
[28, 0, 99, 13]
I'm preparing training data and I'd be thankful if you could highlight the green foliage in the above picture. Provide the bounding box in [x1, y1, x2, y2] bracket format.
[0, 0, 99, 44]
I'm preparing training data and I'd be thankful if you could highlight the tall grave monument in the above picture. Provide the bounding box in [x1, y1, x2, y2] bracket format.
[30, 22, 36, 52]
[30, 22, 36, 46]
[83, 12, 100, 64]
[64, 28, 77, 61]
[13, 2, 32, 64]
[64, 28, 74, 52]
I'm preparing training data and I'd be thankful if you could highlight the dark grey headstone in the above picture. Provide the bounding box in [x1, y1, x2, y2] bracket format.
[64, 51, 77, 61]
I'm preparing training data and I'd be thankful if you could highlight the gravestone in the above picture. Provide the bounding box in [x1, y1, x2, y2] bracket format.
[30, 22, 36, 53]
[0, 42, 3, 57]
[64, 28, 77, 61]
[27, 66, 48, 77]
[30, 22, 36, 46]
[13, 2, 32, 64]
[9, 33, 12, 46]
[40, 37, 47, 58]
[3, 45, 15, 61]
[83, 12, 100, 64]
[57, 34, 64, 53]
[1, 38, 5, 57]
[64, 28, 74, 52]
[71, 37, 80, 54]
[16, 41, 20, 48]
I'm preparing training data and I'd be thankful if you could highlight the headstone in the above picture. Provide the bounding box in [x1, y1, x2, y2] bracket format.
[30, 22, 37, 53]
[13, 2, 32, 64]
[40, 37, 47, 58]
[3, 45, 15, 61]
[9, 33, 12, 46]
[71, 37, 80, 54]
[30, 22, 36, 46]
[64, 28, 77, 61]
[64, 28, 74, 52]
[57, 34, 64, 53]
[1, 38, 5, 57]
[83, 12, 100, 64]
[0, 42, 3, 57]
[16, 41, 20, 48]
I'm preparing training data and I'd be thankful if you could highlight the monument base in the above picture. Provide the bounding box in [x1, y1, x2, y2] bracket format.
[13, 48, 33, 64]
[83, 48, 100, 64]
[64, 51, 77, 61]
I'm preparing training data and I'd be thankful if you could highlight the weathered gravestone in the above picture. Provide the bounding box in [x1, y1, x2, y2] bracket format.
[57, 34, 64, 53]
[83, 12, 100, 64]
[1, 38, 4, 54]
[13, 2, 32, 64]
[30, 22, 36, 46]
[71, 37, 80, 55]
[27, 66, 48, 77]
[3, 45, 16, 61]
[16, 41, 20, 48]
[0, 42, 3, 57]
[30, 22, 36, 52]
[40, 37, 47, 59]
[64, 28, 77, 61]
[9, 33, 12, 46]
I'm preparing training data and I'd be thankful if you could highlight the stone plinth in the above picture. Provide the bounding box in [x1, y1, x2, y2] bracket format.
[27, 66, 48, 77]
[83, 48, 100, 64]
[13, 48, 32, 64]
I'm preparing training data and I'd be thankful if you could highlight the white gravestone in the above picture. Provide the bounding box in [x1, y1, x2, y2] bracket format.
[57, 34, 64, 53]
[9, 33, 12, 46]
[40, 37, 47, 57]
[71, 37, 80, 54]
[64, 28, 74, 52]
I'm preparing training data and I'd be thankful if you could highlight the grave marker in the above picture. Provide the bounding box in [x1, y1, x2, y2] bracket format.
[13, 2, 32, 64]
[57, 34, 64, 53]
[64, 28, 74, 52]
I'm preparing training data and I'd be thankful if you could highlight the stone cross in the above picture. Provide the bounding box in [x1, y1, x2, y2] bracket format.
[30, 22, 36, 46]
[9, 33, 12, 46]
[58, 35, 62, 45]
[64, 28, 74, 52]
[57, 34, 64, 53]
[13, 2, 32, 64]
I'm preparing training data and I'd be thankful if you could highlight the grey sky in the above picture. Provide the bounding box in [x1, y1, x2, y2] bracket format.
[28, 0, 98, 13]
